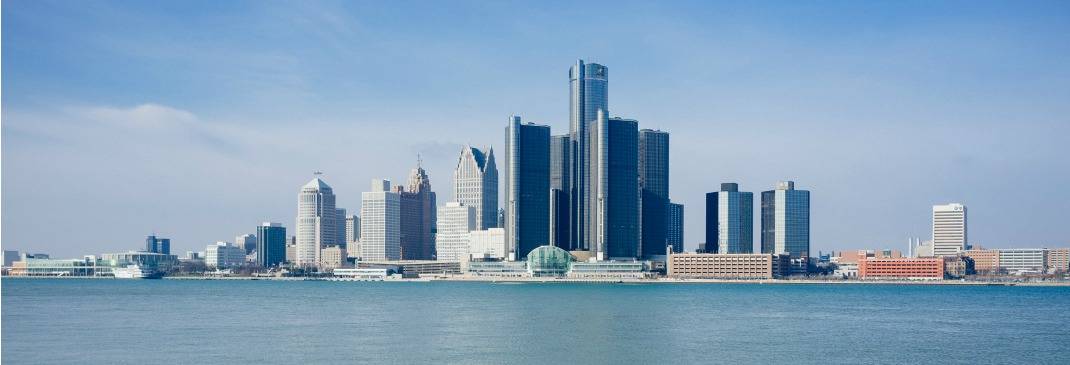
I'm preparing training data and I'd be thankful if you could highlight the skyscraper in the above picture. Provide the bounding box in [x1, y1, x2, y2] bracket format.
[235, 234, 256, 255]
[335, 208, 347, 248]
[639, 129, 669, 259]
[569, 59, 608, 252]
[454, 146, 498, 230]
[706, 183, 753, 254]
[256, 222, 286, 267]
[591, 114, 640, 260]
[345, 215, 359, 245]
[398, 161, 437, 260]
[667, 202, 684, 254]
[361, 179, 401, 261]
[144, 235, 171, 255]
[760, 181, 811, 259]
[296, 177, 337, 267]
[932, 203, 967, 256]
[550, 134, 571, 250]
[504, 116, 551, 260]
[436, 202, 475, 262]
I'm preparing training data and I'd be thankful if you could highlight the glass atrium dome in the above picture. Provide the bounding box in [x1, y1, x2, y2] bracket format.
[526, 245, 573, 277]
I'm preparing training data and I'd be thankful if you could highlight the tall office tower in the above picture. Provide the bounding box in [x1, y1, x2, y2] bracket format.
[504, 116, 551, 260]
[361, 179, 401, 261]
[399, 161, 437, 260]
[296, 177, 337, 266]
[666, 202, 684, 254]
[144, 235, 171, 255]
[590, 114, 640, 260]
[334, 208, 347, 248]
[454, 146, 498, 230]
[932, 203, 967, 256]
[345, 215, 360, 244]
[569, 59, 608, 252]
[550, 134, 572, 250]
[760, 181, 811, 258]
[256, 222, 286, 267]
[639, 129, 670, 259]
[436, 202, 475, 261]
[705, 183, 754, 254]
[235, 234, 256, 255]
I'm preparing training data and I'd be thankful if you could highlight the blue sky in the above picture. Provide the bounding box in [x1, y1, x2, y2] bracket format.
[3, 0, 1069, 257]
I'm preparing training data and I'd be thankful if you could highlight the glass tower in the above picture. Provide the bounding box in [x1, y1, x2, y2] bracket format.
[705, 183, 753, 254]
[592, 116, 640, 259]
[256, 222, 286, 267]
[569, 59, 608, 251]
[666, 202, 684, 254]
[760, 181, 810, 258]
[504, 116, 551, 260]
[639, 129, 669, 258]
[550, 134, 571, 250]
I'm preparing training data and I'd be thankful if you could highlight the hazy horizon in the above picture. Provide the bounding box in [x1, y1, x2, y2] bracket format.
[3, 0, 1069, 257]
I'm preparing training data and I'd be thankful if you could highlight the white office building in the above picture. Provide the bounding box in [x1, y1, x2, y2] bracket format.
[205, 242, 245, 269]
[998, 248, 1047, 274]
[345, 215, 360, 244]
[360, 179, 401, 261]
[436, 202, 475, 261]
[454, 146, 498, 230]
[932, 203, 967, 256]
[296, 177, 338, 267]
[468, 228, 506, 261]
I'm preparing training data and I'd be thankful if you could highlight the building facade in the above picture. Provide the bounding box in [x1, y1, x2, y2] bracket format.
[666, 202, 684, 255]
[145, 235, 171, 255]
[760, 181, 810, 258]
[932, 203, 967, 256]
[1048, 248, 1069, 274]
[667, 253, 789, 279]
[962, 249, 999, 274]
[639, 129, 669, 259]
[320, 246, 347, 269]
[590, 115, 641, 260]
[857, 257, 944, 279]
[360, 179, 401, 261]
[235, 234, 256, 255]
[398, 162, 437, 260]
[569, 60, 609, 253]
[468, 228, 506, 261]
[256, 222, 286, 267]
[504, 117, 551, 260]
[296, 177, 337, 267]
[205, 242, 245, 269]
[998, 248, 1047, 274]
[345, 215, 359, 245]
[550, 134, 571, 250]
[436, 202, 476, 262]
[706, 183, 753, 254]
[454, 146, 498, 230]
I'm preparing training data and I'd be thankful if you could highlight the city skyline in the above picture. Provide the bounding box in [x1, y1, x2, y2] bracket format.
[4, 1, 1070, 257]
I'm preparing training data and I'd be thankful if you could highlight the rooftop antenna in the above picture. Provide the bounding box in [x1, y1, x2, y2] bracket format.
[314, 171, 323, 176]
[417, 153, 423, 168]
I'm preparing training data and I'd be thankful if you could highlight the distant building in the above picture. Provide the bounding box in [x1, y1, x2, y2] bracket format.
[3, 250, 19, 267]
[962, 249, 999, 274]
[454, 145, 498, 230]
[998, 248, 1047, 274]
[205, 242, 245, 269]
[335, 208, 347, 249]
[639, 129, 670, 259]
[296, 177, 337, 267]
[706, 183, 753, 254]
[1048, 248, 1069, 274]
[858, 257, 944, 280]
[358, 260, 461, 276]
[468, 228, 506, 261]
[320, 246, 347, 269]
[361, 179, 401, 261]
[285, 241, 296, 264]
[235, 234, 256, 255]
[666, 202, 684, 254]
[932, 203, 967, 256]
[436, 202, 475, 262]
[504, 116, 551, 260]
[760, 181, 810, 258]
[145, 235, 171, 255]
[549, 134, 571, 250]
[667, 253, 789, 279]
[943, 255, 975, 278]
[398, 161, 437, 260]
[256, 222, 286, 267]
[345, 215, 360, 245]
[592, 115, 641, 260]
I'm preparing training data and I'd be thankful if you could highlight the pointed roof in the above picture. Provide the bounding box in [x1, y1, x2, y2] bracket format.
[303, 177, 331, 190]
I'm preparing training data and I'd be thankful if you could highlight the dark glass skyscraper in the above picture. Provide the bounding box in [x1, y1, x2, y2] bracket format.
[145, 235, 170, 255]
[667, 202, 684, 254]
[550, 134, 571, 250]
[639, 129, 669, 258]
[705, 183, 753, 254]
[569, 60, 608, 251]
[594, 116, 640, 259]
[256, 222, 286, 267]
[504, 116, 551, 260]
[761, 181, 810, 258]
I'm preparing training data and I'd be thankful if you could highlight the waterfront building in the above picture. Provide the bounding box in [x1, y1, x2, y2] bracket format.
[667, 253, 789, 279]
[454, 146, 498, 230]
[255, 222, 286, 267]
[569, 60, 609, 254]
[550, 134, 571, 250]
[527, 245, 573, 277]
[465, 260, 529, 277]
[235, 234, 256, 255]
[998, 248, 1047, 274]
[468, 228, 506, 261]
[706, 183, 754, 254]
[666, 202, 684, 254]
[335, 208, 347, 249]
[361, 179, 401, 261]
[8, 257, 106, 277]
[932, 203, 967, 256]
[589, 115, 641, 260]
[296, 177, 337, 267]
[358, 260, 461, 276]
[102, 251, 178, 273]
[205, 242, 245, 269]
[569, 261, 648, 279]
[857, 257, 944, 280]
[962, 249, 999, 274]
[1048, 248, 1069, 274]
[398, 161, 437, 260]
[943, 255, 975, 278]
[332, 268, 389, 280]
[639, 129, 670, 259]
[436, 202, 476, 262]
[504, 116, 551, 260]
[760, 181, 811, 258]
[145, 235, 171, 255]
[320, 245, 347, 269]
[345, 215, 360, 245]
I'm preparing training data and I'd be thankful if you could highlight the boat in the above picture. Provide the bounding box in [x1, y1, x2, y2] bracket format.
[112, 265, 162, 279]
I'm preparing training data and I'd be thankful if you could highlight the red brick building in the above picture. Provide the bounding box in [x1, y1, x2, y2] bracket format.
[858, 257, 944, 280]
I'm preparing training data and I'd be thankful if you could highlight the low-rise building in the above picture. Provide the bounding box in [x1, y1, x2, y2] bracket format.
[467, 228, 506, 260]
[205, 242, 245, 269]
[8, 257, 104, 277]
[359, 260, 461, 276]
[568, 261, 648, 279]
[333, 268, 389, 280]
[465, 261, 528, 277]
[998, 248, 1047, 274]
[943, 255, 974, 279]
[962, 249, 999, 274]
[320, 246, 348, 269]
[667, 253, 789, 279]
[857, 257, 943, 280]
[101, 251, 178, 273]
[1046, 248, 1069, 274]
